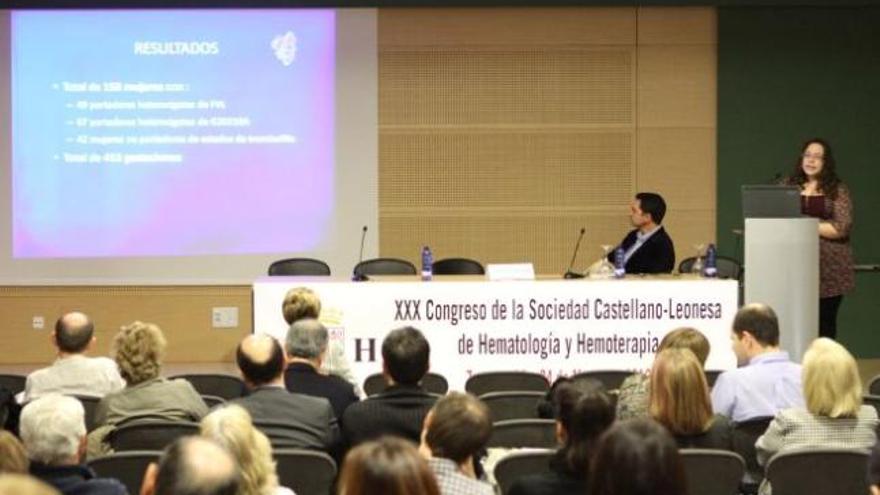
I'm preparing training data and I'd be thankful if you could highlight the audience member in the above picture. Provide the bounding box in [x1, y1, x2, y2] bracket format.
[756, 338, 877, 495]
[0, 474, 61, 495]
[284, 318, 359, 421]
[603, 192, 675, 274]
[711, 303, 804, 422]
[88, 322, 208, 457]
[342, 327, 437, 447]
[536, 377, 571, 419]
[650, 348, 732, 449]
[24, 312, 125, 402]
[617, 327, 710, 420]
[0, 430, 28, 474]
[231, 334, 339, 454]
[589, 419, 687, 495]
[281, 287, 356, 388]
[338, 436, 440, 495]
[418, 392, 493, 495]
[200, 405, 294, 495]
[509, 379, 615, 495]
[140, 436, 239, 495]
[20, 395, 126, 495]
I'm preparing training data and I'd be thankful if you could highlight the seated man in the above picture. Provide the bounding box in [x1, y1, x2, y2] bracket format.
[419, 393, 494, 495]
[284, 318, 359, 421]
[342, 326, 438, 447]
[606, 192, 676, 274]
[20, 394, 126, 495]
[711, 303, 804, 422]
[140, 436, 239, 495]
[232, 334, 339, 453]
[24, 312, 125, 402]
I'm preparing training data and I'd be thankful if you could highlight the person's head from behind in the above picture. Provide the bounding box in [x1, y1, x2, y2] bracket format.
[20, 394, 86, 466]
[731, 303, 780, 365]
[631, 192, 667, 228]
[658, 327, 710, 367]
[339, 436, 440, 495]
[552, 378, 615, 480]
[650, 348, 713, 436]
[112, 321, 166, 386]
[803, 338, 862, 419]
[53, 312, 95, 355]
[382, 327, 430, 387]
[0, 431, 28, 474]
[200, 405, 279, 495]
[281, 287, 321, 325]
[590, 419, 686, 495]
[421, 393, 491, 469]
[0, 474, 60, 495]
[285, 318, 328, 367]
[236, 335, 286, 388]
[142, 436, 239, 495]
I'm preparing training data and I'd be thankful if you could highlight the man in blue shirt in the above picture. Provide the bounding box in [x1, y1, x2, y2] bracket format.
[711, 303, 804, 422]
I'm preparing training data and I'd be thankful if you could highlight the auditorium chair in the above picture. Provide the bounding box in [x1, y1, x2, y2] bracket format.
[71, 395, 101, 432]
[169, 373, 247, 400]
[486, 419, 557, 449]
[108, 419, 200, 452]
[765, 448, 870, 495]
[352, 258, 417, 278]
[88, 451, 161, 495]
[363, 371, 448, 396]
[493, 449, 555, 495]
[731, 416, 773, 493]
[705, 369, 723, 388]
[569, 370, 631, 391]
[868, 374, 880, 395]
[678, 255, 743, 280]
[862, 395, 880, 417]
[680, 449, 745, 495]
[465, 371, 549, 396]
[432, 257, 485, 275]
[274, 449, 337, 495]
[268, 257, 331, 276]
[200, 394, 226, 409]
[479, 391, 544, 421]
[0, 373, 26, 396]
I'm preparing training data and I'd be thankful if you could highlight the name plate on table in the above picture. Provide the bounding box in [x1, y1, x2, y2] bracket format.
[486, 263, 535, 281]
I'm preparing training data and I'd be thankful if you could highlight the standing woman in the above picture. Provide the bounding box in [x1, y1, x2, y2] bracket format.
[787, 138, 854, 339]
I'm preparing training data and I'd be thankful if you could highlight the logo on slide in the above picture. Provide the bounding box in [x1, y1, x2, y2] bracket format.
[271, 31, 298, 66]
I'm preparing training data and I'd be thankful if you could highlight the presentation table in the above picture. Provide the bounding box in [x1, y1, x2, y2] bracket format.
[253, 275, 739, 391]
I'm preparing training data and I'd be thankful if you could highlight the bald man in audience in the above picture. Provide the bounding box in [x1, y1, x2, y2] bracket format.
[231, 334, 340, 454]
[140, 436, 239, 495]
[24, 312, 124, 402]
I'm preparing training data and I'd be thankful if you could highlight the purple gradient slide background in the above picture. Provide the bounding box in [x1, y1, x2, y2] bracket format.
[12, 10, 335, 258]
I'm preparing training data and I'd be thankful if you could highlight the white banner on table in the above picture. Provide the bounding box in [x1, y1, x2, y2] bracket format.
[253, 277, 739, 391]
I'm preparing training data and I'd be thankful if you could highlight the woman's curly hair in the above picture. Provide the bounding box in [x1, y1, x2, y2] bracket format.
[112, 321, 167, 385]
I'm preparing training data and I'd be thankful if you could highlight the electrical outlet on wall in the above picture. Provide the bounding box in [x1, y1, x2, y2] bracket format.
[212, 307, 239, 328]
[32, 315, 45, 329]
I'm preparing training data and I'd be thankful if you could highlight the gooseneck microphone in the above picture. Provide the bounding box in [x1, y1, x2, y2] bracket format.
[563, 227, 587, 279]
[352, 225, 370, 281]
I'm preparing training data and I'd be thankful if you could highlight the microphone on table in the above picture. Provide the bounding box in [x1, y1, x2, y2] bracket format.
[352, 225, 370, 282]
[563, 227, 587, 279]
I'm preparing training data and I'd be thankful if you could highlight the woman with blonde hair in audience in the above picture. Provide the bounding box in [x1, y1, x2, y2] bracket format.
[756, 338, 877, 494]
[0, 431, 28, 474]
[338, 436, 440, 495]
[87, 321, 208, 457]
[201, 404, 294, 495]
[0, 474, 60, 495]
[650, 348, 732, 449]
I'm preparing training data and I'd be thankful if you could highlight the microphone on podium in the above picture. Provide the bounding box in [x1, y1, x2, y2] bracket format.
[352, 225, 370, 281]
[563, 227, 587, 279]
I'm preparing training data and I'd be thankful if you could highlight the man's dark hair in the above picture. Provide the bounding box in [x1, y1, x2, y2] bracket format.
[732, 303, 780, 347]
[54, 312, 94, 353]
[425, 393, 491, 463]
[235, 337, 285, 386]
[154, 437, 239, 495]
[635, 192, 667, 224]
[382, 327, 430, 386]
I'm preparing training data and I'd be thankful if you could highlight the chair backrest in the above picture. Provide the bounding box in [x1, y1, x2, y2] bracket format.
[274, 448, 337, 495]
[88, 451, 161, 495]
[487, 419, 557, 449]
[479, 391, 544, 422]
[268, 257, 331, 276]
[868, 375, 880, 396]
[731, 416, 773, 489]
[200, 394, 226, 409]
[362, 372, 448, 397]
[765, 448, 870, 495]
[353, 258, 417, 277]
[569, 370, 632, 391]
[71, 395, 101, 432]
[432, 257, 485, 275]
[705, 369, 723, 388]
[465, 372, 549, 396]
[494, 449, 555, 495]
[0, 374, 26, 396]
[169, 374, 246, 400]
[108, 420, 200, 452]
[680, 449, 746, 495]
[679, 255, 743, 280]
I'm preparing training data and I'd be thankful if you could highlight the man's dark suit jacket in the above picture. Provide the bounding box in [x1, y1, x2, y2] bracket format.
[232, 385, 340, 454]
[284, 362, 359, 422]
[341, 384, 437, 447]
[30, 463, 127, 495]
[609, 226, 676, 274]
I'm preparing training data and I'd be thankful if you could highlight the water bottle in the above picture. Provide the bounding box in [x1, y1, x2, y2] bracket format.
[703, 243, 718, 278]
[613, 247, 625, 279]
[421, 246, 433, 281]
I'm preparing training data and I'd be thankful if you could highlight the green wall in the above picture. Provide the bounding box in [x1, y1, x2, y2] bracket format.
[717, 7, 880, 357]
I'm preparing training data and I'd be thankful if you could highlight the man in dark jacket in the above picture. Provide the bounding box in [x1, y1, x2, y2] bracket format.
[607, 192, 676, 274]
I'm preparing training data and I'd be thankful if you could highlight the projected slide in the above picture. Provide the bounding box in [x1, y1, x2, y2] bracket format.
[11, 10, 335, 258]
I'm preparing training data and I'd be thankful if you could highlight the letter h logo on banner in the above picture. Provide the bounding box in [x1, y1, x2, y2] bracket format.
[354, 338, 377, 363]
